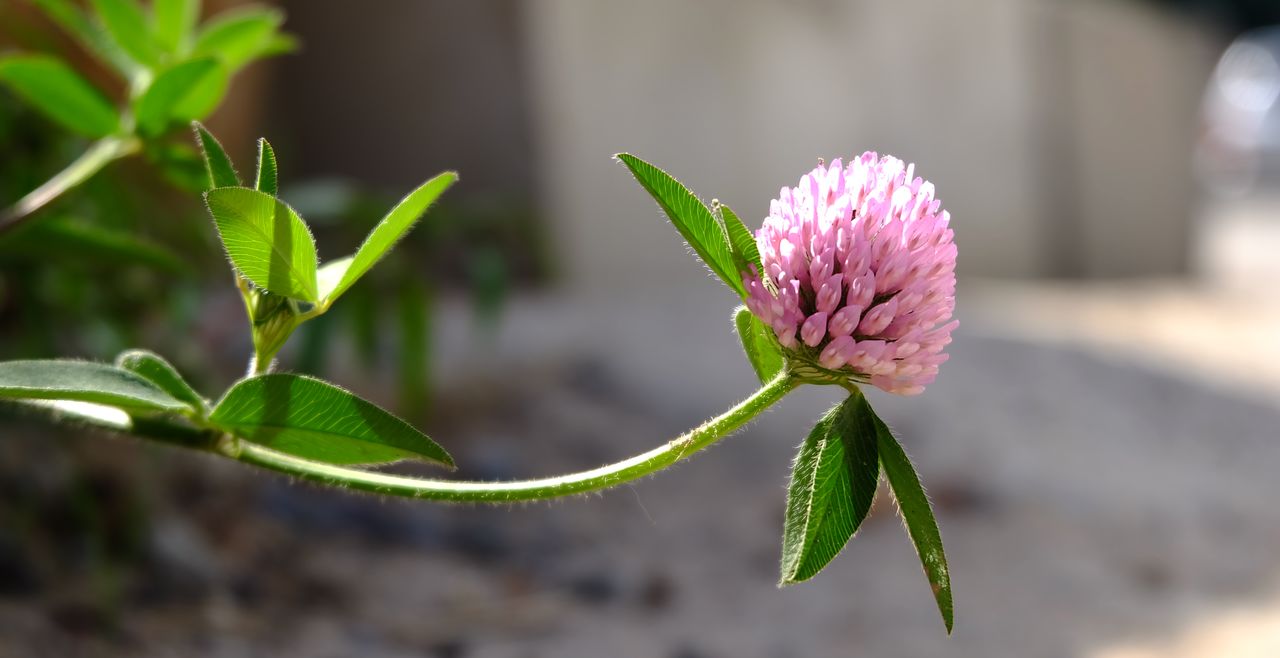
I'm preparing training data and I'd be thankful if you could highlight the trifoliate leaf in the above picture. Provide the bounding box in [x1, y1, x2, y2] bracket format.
[134, 58, 220, 136]
[0, 55, 119, 138]
[615, 153, 745, 298]
[204, 187, 318, 301]
[90, 0, 162, 67]
[780, 393, 879, 584]
[321, 172, 457, 304]
[254, 137, 278, 196]
[192, 122, 240, 188]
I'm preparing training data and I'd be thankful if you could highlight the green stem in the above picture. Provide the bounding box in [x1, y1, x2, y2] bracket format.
[0, 136, 140, 236]
[227, 371, 801, 502]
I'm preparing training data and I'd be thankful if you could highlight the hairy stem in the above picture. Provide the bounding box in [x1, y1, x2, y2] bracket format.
[226, 371, 800, 502]
[0, 136, 140, 235]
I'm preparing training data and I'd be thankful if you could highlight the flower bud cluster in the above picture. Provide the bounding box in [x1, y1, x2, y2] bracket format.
[745, 153, 957, 395]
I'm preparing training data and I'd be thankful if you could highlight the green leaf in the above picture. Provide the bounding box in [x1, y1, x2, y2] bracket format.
[169, 61, 228, 121]
[134, 58, 220, 135]
[204, 187, 318, 301]
[322, 172, 457, 304]
[152, 0, 199, 53]
[192, 122, 240, 188]
[90, 0, 161, 67]
[873, 408, 953, 633]
[315, 256, 353, 307]
[0, 360, 192, 413]
[115, 349, 207, 413]
[255, 137, 278, 196]
[29, 0, 141, 77]
[733, 306, 784, 384]
[209, 374, 453, 467]
[192, 6, 284, 70]
[615, 153, 744, 298]
[258, 32, 299, 58]
[780, 393, 879, 585]
[717, 202, 762, 279]
[0, 55, 119, 138]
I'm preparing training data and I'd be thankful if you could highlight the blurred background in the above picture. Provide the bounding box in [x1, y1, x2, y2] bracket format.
[2, 0, 1280, 656]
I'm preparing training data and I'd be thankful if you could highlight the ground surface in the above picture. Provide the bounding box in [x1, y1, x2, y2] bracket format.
[1, 281, 1277, 658]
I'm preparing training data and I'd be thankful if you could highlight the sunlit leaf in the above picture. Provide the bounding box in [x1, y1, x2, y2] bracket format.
[255, 137, 278, 196]
[210, 374, 453, 467]
[0, 55, 119, 137]
[780, 393, 879, 584]
[615, 153, 744, 298]
[192, 6, 283, 70]
[717, 202, 762, 281]
[322, 171, 457, 304]
[0, 360, 192, 413]
[733, 306, 784, 384]
[204, 187, 318, 301]
[258, 32, 298, 58]
[170, 62, 228, 121]
[873, 408, 954, 633]
[28, 0, 126, 71]
[315, 256, 353, 304]
[90, 0, 161, 67]
[192, 121, 240, 188]
[115, 349, 207, 412]
[134, 58, 220, 135]
[152, 0, 199, 54]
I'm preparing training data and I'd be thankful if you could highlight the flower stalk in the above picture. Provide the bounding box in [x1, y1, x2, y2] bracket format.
[0, 136, 140, 235]
[96, 369, 801, 503]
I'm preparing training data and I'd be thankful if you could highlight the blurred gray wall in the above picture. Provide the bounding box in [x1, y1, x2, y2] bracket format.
[272, 0, 534, 203]
[267, 0, 1223, 287]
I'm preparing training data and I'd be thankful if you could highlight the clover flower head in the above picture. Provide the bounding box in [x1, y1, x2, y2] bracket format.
[744, 152, 957, 395]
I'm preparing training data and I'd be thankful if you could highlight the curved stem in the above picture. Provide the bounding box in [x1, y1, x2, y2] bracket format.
[228, 371, 801, 502]
[0, 136, 140, 236]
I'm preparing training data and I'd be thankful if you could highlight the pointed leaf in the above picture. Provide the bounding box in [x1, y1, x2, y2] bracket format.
[170, 62, 229, 120]
[134, 58, 220, 135]
[192, 122, 240, 188]
[259, 32, 299, 58]
[781, 393, 879, 584]
[205, 187, 318, 301]
[323, 171, 457, 303]
[718, 202, 762, 279]
[115, 349, 207, 412]
[0, 55, 119, 138]
[30, 0, 140, 77]
[615, 153, 744, 298]
[255, 137, 278, 196]
[90, 0, 161, 67]
[152, 0, 199, 53]
[733, 306, 784, 384]
[192, 6, 284, 70]
[0, 360, 192, 413]
[316, 256, 353, 306]
[210, 374, 454, 467]
[873, 409, 954, 633]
